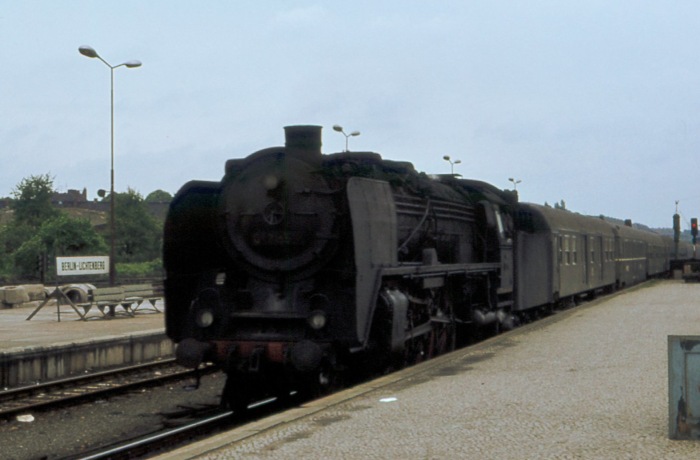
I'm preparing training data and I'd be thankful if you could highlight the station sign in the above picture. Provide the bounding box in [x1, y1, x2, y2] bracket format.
[56, 256, 110, 276]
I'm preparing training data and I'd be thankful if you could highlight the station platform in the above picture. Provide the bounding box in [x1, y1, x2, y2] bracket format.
[161, 280, 700, 459]
[0, 299, 170, 388]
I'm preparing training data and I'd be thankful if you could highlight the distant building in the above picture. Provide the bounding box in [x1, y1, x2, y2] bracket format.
[52, 189, 88, 206]
[3, 187, 171, 225]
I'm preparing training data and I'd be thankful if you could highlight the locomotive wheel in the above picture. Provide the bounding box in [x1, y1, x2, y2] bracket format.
[403, 338, 427, 367]
[429, 320, 456, 357]
[300, 364, 343, 399]
[428, 291, 456, 357]
[270, 372, 295, 404]
[366, 302, 394, 374]
[221, 374, 254, 413]
[293, 373, 325, 401]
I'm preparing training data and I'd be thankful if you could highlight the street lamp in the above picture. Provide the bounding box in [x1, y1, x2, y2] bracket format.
[333, 125, 360, 151]
[443, 155, 461, 175]
[79, 45, 141, 286]
[508, 177, 522, 191]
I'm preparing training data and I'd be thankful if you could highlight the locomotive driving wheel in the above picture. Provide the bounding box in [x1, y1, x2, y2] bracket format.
[424, 288, 456, 359]
[403, 337, 428, 367]
[432, 294, 456, 356]
[429, 317, 456, 357]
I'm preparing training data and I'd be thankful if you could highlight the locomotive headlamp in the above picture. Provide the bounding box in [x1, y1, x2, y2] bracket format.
[263, 175, 279, 190]
[195, 308, 215, 328]
[307, 310, 327, 330]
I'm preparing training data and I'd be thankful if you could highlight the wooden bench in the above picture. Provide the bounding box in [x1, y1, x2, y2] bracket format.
[75, 284, 163, 318]
[122, 283, 163, 313]
[77, 286, 133, 318]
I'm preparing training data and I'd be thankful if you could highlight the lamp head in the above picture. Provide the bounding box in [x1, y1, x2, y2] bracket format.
[332, 125, 343, 132]
[125, 60, 142, 68]
[79, 45, 99, 58]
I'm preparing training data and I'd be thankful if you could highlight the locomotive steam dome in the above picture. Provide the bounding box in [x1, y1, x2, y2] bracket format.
[221, 126, 337, 278]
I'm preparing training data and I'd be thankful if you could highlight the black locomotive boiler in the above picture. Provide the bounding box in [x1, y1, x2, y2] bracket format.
[164, 125, 519, 409]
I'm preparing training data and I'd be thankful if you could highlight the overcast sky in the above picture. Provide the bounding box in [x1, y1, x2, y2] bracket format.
[2, 1, 699, 228]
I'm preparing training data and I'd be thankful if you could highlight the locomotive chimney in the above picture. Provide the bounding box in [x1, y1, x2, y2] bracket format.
[284, 125, 323, 162]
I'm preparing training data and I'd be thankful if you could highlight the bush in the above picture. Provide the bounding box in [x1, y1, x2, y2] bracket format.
[116, 258, 164, 279]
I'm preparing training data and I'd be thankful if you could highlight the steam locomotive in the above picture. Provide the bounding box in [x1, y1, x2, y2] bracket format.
[164, 125, 681, 410]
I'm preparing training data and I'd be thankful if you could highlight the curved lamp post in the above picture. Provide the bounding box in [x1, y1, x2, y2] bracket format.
[333, 125, 360, 151]
[443, 155, 461, 175]
[79, 45, 141, 286]
[508, 177, 522, 191]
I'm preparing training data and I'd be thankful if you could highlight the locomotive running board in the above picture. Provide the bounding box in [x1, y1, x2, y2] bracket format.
[380, 262, 501, 277]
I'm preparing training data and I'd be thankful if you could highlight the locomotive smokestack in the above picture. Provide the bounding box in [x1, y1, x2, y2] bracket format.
[284, 125, 322, 162]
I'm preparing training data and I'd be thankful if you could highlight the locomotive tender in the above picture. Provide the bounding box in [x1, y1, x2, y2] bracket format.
[164, 125, 677, 409]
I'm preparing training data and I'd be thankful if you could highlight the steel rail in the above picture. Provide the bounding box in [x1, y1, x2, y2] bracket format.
[0, 359, 212, 419]
[66, 396, 281, 459]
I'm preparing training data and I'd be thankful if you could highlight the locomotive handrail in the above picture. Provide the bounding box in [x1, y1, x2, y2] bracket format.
[382, 262, 501, 278]
[397, 199, 432, 254]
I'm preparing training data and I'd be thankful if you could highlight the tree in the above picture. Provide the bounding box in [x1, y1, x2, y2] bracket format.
[11, 173, 59, 228]
[145, 189, 173, 203]
[13, 215, 107, 280]
[0, 174, 113, 282]
[114, 188, 162, 263]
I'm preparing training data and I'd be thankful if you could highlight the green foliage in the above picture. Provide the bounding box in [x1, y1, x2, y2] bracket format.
[0, 227, 12, 279]
[114, 189, 163, 263]
[13, 214, 107, 279]
[116, 258, 164, 278]
[11, 173, 59, 228]
[1, 174, 166, 283]
[1, 220, 34, 255]
[145, 189, 173, 202]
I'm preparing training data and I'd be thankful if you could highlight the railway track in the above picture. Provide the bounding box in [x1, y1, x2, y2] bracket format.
[71, 408, 235, 460]
[0, 358, 212, 420]
[62, 394, 290, 459]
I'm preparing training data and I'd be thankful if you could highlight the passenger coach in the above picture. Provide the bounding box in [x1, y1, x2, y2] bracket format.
[514, 203, 616, 312]
[612, 223, 668, 286]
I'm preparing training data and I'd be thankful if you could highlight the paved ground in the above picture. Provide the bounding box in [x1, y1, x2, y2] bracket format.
[161, 280, 700, 459]
[0, 298, 165, 352]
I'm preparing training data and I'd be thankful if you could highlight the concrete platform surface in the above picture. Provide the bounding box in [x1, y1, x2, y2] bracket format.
[0, 300, 165, 353]
[160, 280, 700, 459]
[0, 300, 169, 388]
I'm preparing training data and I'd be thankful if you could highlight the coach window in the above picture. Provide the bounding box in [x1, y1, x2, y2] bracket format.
[602, 239, 606, 261]
[590, 237, 595, 263]
[572, 235, 577, 265]
[564, 235, 570, 265]
[558, 236, 563, 264]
